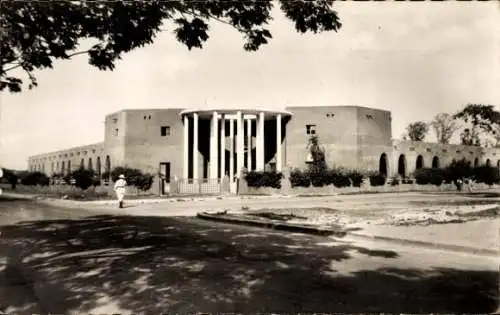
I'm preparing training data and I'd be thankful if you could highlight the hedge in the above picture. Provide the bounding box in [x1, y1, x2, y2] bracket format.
[245, 171, 283, 189]
[109, 167, 154, 191]
[368, 172, 386, 186]
[289, 168, 363, 189]
[414, 162, 500, 187]
[20, 172, 50, 186]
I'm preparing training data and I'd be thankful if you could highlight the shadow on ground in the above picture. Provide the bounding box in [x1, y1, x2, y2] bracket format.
[0, 210, 498, 314]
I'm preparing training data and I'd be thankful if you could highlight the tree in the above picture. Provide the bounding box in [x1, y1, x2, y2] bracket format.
[454, 104, 500, 147]
[430, 113, 459, 144]
[460, 128, 481, 146]
[1, 1, 342, 92]
[307, 135, 327, 171]
[405, 121, 429, 142]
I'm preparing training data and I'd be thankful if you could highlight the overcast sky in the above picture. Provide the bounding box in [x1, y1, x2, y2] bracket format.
[1, 1, 499, 170]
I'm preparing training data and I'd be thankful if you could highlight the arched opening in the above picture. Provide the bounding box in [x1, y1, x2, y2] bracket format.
[432, 156, 440, 168]
[397, 154, 406, 177]
[67, 160, 71, 174]
[80, 158, 85, 169]
[105, 155, 111, 176]
[486, 158, 491, 167]
[379, 153, 388, 176]
[96, 157, 101, 177]
[88, 158, 93, 171]
[416, 155, 424, 169]
[474, 157, 479, 167]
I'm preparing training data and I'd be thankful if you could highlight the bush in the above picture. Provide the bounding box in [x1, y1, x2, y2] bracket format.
[69, 167, 96, 190]
[390, 174, 401, 186]
[346, 170, 364, 187]
[308, 168, 328, 187]
[446, 158, 473, 181]
[289, 169, 310, 188]
[20, 172, 49, 186]
[328, 168, 351, 188]
[368, 172, 386, 186]
[473, 166, 500, 186]
[110, 167, 153, 191]
[245, 171, 283, 189]
[415, 168, 445, 186]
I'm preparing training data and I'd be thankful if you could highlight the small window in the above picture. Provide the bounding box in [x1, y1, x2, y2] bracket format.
[114, 129, 119, 136]
[160, 126, 170, 136]
[92, 149, 96, 154]
[83, 150, 87, 155]
[148, 115, 152, 120]
[112, 118, 118, 124]
[409, 147, 415, 151]
[366, 114, 374, 119]
[456, 150, 461, 154]
[426, 148, 431, 152]
[144, 116, 147, 120]
[442, 149, 447, 153]
[306, 124, 316, 135]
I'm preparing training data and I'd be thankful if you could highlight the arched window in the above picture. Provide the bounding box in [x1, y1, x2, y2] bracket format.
[379, 153, 388, 176]
[416, 155, 424, 169]
[105, 155, 111, 175]
[96, 157, 101, 176]
[486, 159, 491, 167]
[88, 158, 93, 171]
[67, 160, 71, 174]
[80, 158, 85, 169]
[398, 154, 406, 177]
[432, 156, 440, 168]
[61, 161, 65, 175]
[474, 157, 479, 167]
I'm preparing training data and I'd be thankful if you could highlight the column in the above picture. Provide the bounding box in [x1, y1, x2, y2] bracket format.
[193, 113, 199, 180]
[229, 118, 235, 180]
[183, 114, 189, 179]
[210, 111, 219, 179]
[220, 114, 226, 178]
[236, 111, 244, 178]
[276, 113, 282, 172]
[246, 118, 252, 171]
[256, 111, 265, 171]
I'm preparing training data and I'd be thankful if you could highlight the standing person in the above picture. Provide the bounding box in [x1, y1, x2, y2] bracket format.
[114, 174, 127, 208]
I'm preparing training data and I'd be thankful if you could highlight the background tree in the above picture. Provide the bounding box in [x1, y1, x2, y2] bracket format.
[1, 1, 342, 92]
[307, 135, 327, 171]
[405, 121, 429, 142]
[454, 104, 500, 147]
[430, 113, 459, 144]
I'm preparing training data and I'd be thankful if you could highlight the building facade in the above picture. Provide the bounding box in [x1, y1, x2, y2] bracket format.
[28, 106, 500, 192]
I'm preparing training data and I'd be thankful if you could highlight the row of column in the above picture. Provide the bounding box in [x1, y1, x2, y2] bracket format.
[183, 111, 283, 180]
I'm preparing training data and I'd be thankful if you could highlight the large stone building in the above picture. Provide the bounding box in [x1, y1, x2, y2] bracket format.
[28, 106, 500, 193]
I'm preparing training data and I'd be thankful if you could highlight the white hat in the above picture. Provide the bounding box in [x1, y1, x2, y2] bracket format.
[119, 174, 125, 179]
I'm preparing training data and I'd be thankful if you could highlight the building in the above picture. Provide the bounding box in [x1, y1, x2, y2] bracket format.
[28, 106, 500, 193]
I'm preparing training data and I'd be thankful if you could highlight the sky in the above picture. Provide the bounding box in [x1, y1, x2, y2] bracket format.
[1, 1, 499, 170]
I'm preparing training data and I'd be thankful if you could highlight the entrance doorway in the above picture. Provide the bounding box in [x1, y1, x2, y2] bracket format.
[159, 162, 171, 194]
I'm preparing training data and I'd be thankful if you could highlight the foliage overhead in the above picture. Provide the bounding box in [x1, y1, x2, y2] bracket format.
[459, 128, 481, 146]
[454, 104, 500, 134]
[405, 121, 429, 142]
[430, 113, 459, 144]
[1, 0, 342, 92]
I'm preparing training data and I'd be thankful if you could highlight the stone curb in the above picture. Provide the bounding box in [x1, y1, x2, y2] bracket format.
[346, 232, 499, 257]
[196, 212, 499, 257]
[197, 212, 347, 237]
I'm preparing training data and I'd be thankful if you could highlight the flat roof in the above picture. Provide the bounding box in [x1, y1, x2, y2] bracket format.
[179, 108, 293, 119]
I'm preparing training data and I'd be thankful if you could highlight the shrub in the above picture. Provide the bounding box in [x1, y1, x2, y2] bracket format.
[245, 171, 283, 189]
[308, 168, 328, 187]
[289, 169, 310, 188]
[110, 167, 153, 191]
[414, 168, 444, 186]
[446, 158, 473, 181]
[390, 174, 401, 186]
[346, 170, 365, 187]
[368, 172, 386, 186]
[69, 167, 96, 190]
[473, 166, 500, 186]
[20, 172, 49, 186]
[429, 169, 444, 186]
[328, 169, 351, 188]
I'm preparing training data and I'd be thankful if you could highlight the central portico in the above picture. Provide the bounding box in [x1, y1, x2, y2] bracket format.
[179, 108, 291, 192]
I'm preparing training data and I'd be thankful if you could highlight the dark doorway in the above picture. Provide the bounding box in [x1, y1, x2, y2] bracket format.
[379, 153, 388, 176]
[416, 155, 424, 169]
[432, 156, 440, 168]
[159, 162, 171, 194]
[486, 159, 491, 167]
[398, 154, 406, 177]
[474, 157, 479, 167]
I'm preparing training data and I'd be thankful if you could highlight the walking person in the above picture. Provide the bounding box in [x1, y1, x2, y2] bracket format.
[114, 174, 127, 208]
